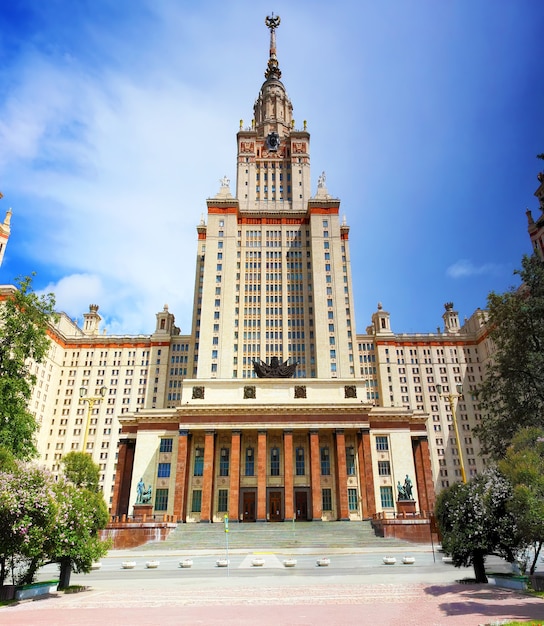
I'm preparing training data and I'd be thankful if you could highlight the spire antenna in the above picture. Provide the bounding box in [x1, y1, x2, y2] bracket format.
[264, 14, 281, 80]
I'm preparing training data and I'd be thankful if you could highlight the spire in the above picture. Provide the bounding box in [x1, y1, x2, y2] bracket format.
[264, 14, 281, 80]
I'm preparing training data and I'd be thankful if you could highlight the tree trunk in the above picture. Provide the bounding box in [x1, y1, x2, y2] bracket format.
[530, 541, 543, 576]
[473, 551, 488, 583]
[58, 558, 72, 589]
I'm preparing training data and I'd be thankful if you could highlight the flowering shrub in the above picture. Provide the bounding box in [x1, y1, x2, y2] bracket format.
[435, 468, 521, 583]
[0, 460, 109, 587]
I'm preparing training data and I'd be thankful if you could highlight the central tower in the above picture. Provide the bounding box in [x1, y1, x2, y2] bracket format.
[236, 14, 310, 212]
[191, 16, 356, 380]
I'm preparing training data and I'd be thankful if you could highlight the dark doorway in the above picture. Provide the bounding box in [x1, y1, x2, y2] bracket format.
[268, 491, 282, 521]
[242, 491, 256, 522]
[295, 490, 309, 521]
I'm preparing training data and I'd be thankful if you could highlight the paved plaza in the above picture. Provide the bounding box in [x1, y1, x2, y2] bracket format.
[4, 544, 544, 625]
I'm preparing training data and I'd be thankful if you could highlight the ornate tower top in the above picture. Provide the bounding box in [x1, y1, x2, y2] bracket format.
[264, 14, 281, 80]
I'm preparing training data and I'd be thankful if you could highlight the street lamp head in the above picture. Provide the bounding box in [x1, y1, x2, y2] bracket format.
[436, 384, 443, 395]
[79, 386, 87, 398]
[456, 384, 463, 395]
[99, 386, 107, 397]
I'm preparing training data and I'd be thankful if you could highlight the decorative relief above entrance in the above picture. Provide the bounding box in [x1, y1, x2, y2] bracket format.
[294, 385, 307, 399]
[192, 386, 205, 400]
[244, 385, 256, 399]
[344, 385, 357, 399]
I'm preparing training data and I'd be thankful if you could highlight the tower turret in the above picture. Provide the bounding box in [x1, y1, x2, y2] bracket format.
[0, 193, 12, 268]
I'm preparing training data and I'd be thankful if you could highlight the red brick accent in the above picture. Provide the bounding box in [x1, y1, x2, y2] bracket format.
[371, 517, 438, 543]
[334, 431, 349, 520]
[283, 431, 294, 520]
[257, 431, 267, 521]
[359, 431, 376, 517]
[173, 432, 190, 522]
[229, 431, 241, 520]
[412, 437, 436, 515]
[111, 438, 135, 517]
[200, 431, 215, 522]
[101, 521, 176, 549]
[309, 431, 322, 520]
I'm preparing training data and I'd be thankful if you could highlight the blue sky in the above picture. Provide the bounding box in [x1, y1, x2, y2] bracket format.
[0, 0, 543, 336]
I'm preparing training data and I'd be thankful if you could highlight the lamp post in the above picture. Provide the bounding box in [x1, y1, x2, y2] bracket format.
[79, 386, 107, 453]
[436, 383, 467, 484]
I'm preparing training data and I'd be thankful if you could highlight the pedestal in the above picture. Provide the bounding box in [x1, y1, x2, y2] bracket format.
[133, 504, 153, 520]
[396, 500, 416, 516]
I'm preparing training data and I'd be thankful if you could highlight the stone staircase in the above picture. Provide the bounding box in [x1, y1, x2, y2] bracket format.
[137, 520, 414, 552]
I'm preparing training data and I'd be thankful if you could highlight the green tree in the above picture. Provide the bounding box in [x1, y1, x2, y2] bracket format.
[61, 451, 100, 492]
[474, 254, 544, 458]
[435, 469, 520, 583]
[50, 478, 110, 588]
[498, 427, 544, 575]
[0, 275, 56, 459]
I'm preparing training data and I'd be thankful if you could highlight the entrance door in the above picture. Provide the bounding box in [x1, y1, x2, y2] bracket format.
[242, 491, 256, 522]
[295, 491, 308, 521]
[268, 491, 282, 522]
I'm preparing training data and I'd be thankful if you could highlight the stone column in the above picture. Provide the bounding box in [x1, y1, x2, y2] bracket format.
[200, 430, 215, 522]
[335, 430, 349, 520]
[229, 430, 241, 521]
[111, 437, 135, 518]
[257, 430, 267, 521]
[412, 436, 436, 514]
[309, 430, 322, 521]
[173, 430, 190, 522]
[283, 430, 294, 521]
[359, 429, 376, 517]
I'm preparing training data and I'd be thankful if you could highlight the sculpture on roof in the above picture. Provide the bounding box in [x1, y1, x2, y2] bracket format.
[253, 356, 297, 378]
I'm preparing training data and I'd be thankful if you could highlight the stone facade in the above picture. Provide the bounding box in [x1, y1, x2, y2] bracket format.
[2, 16, 542, 528]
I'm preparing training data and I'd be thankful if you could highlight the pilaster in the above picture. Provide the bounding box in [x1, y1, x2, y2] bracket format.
[201, 430, 215, 522]
[229, 430, 241, 521]
[359, 429, 376, 517]
[335, 430, 349, 520]
[173, 430, 190, 522]
[310, 430, 322, 521]
[283, 430, 294, 520]
[257, 430, 267, 521]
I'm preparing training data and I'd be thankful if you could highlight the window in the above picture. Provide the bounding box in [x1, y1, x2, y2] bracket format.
[245, 447, 255, 476]
[380, 486, 394, 508]
[348, 488, 358, 511]
[217, 489, 228, 512]
[295, 447, 305, 475]
[155, 488, 169, 511]
[159, 438, 173, 453]
[346, 446, 355, 475]
[157, 462, 171, 478]
[270, 447, 280, 476]
[378, 460, 391, 476]
[322, 488, 332, 511]
[219, 448, 230, 476]
[320, 447, 330, 475]
[375, 436, 389, 451]
[193, 447, 204, 476]
[191, 490, 202, 512]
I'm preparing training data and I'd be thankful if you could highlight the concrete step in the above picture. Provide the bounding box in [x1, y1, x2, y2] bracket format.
[138, 520, 414, 552]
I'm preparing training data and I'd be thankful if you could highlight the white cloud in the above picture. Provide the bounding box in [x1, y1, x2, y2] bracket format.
[446, 260, 502, 279]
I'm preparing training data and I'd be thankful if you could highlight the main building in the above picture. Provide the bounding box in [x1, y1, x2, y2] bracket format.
[4, 16, 542, 526]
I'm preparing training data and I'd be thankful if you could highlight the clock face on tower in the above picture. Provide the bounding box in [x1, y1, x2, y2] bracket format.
[266, 131, 280, 151]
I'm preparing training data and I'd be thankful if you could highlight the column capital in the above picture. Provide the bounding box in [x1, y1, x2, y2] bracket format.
[179, 429, 189, 437]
